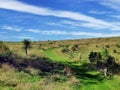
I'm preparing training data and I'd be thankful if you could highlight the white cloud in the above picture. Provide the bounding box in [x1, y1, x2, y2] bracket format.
[61, 20, 106, 29]
[2, 25, 22, 32]
[111, 15, 120, 19]
[26, 28, 120, 37]
[27, 29, 101, 36]
[89, 10, 110, 14]
[47, 20, 120, 30]
[0, 0, 120, 30]
[100, 0, 120, 11]
[27, 29, 40, 33]
[60, 20, 81, 27]
[60, 20, 103, 29]
[27, 29, 67, 35]
[46, 22, 66, 27]
[12, 36, 34, 39]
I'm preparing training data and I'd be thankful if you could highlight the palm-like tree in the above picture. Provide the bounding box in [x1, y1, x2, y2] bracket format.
[23, 39, 31, 55]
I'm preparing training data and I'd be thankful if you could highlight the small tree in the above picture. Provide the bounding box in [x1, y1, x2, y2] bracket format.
[23, 39, 31, 55]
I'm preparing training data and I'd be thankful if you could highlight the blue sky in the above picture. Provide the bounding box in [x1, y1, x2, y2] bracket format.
[0, 0, 120, 41]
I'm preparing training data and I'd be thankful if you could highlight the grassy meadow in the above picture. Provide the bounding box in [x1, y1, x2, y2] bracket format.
[1, 37, 120, 90]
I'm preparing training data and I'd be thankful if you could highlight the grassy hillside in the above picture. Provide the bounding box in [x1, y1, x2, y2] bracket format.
[6, 36, 120, 62]
[1, 36, 120, 90]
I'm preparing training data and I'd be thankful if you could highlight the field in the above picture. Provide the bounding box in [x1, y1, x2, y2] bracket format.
[1, 37, 120, 90]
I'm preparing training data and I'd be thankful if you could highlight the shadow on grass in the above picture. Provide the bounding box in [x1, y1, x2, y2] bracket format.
[70, 63, 104, 85]
[0, 54, 105, 85]
[0, 54, 65, 76]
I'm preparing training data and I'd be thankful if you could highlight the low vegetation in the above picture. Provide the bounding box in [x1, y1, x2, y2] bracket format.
[1, 37, 120, 90]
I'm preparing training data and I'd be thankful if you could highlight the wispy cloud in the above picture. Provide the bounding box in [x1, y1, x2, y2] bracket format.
[61, 20, 107, 29]
[111, 15, 120, 19]
[89, 10, 111, 14]
[26, 28, 120, 37]
[0, 0, 120, 30]
[27, 29, 67, 35]
[27, 29, 101, 36]
[47, 20, 120, 30]
[12, 36, 34, 39]
[46, 22, 66, 27]
[2, 25, 22, 32]
[100, 0, 120, 11]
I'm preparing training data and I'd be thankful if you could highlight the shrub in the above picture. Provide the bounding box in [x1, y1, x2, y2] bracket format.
[105, 55, 120, 74]
[61, 48, 70, 53]
[38, 43, 42, 49]
[71, 44, 79, 52]
[113, 49, 117, 53]
[96, 45, 99, 47]
[105, 56, 115, 67]
[89, 50, 120, 75]
[65, 45, 69, 48]
[0, 42, 9, 53]
[105, 45, 110, 48]
[74, 44, 79, 48]
[48, 41, 53, 44]
[0, 42, 13, 63]
[116, 43, 120, 48]
[118, 52, 120, 55]
[88, 51, 102, 63]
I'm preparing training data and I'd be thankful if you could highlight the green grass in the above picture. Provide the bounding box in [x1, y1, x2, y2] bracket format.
[44, 48, 71, 62]
[2, 36, 120, 90]
[80, 76, 120, 90]
[0, 64, 76, 90]
[44, 47, 120, 90]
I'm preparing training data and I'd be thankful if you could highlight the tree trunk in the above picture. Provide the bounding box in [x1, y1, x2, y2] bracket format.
[26, 48, 27, 55]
